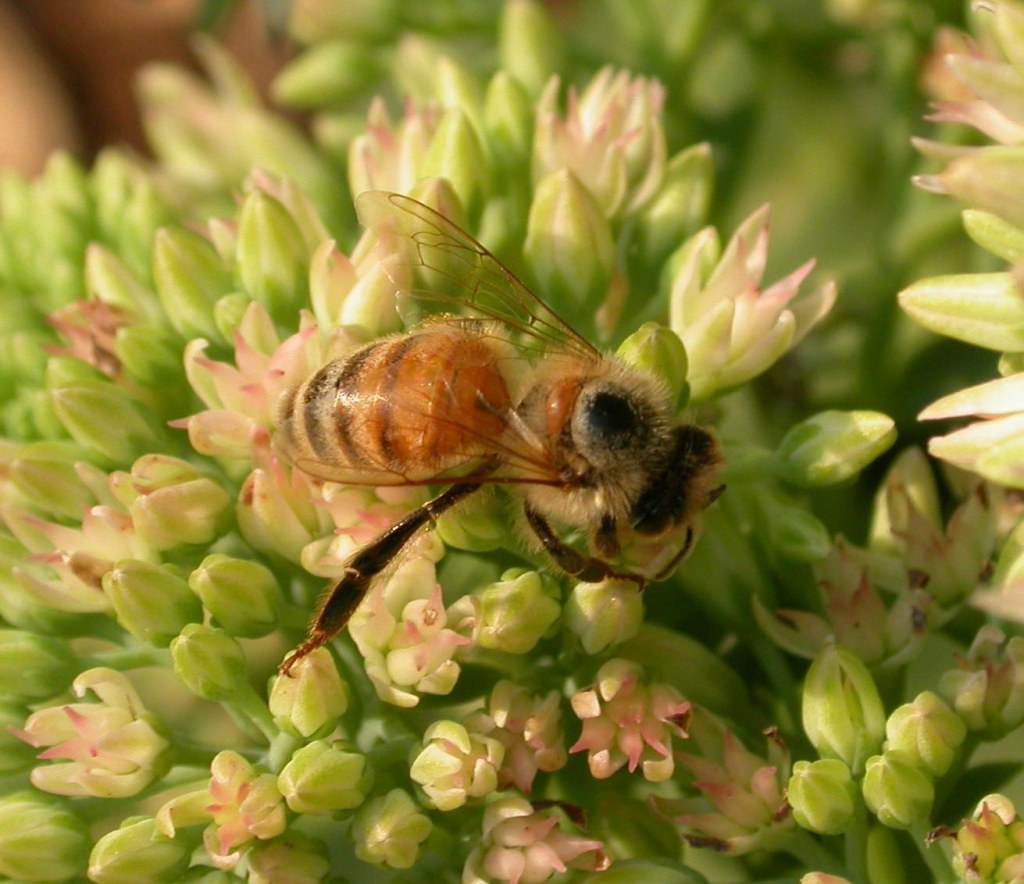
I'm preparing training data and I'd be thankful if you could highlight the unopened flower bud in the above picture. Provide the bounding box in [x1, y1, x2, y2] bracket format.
[278, 739, 372, 814]
[88, 816, 190, 884]
[617, 322, 689, 409]
[103, 560, 201, 646]
[125, 458, 231, 552]
[0, 629, 76, 700]
[498, 0, 563, 97]
[170, 624, 248, 702]
[484, 72, 533, 170]
[272, 39, 380, 108]
[268, 647, 348, 739]
[787, 759, 856, 835]
[802, 644, 885, 774]
[636, 143, 714, 266]
[524, 169, 614, 316]
[0, 792, 87, 881]
[862, 750, 934, 829]
[152, 226, 230, 341]
[776, 410, 896, 488]
[418, 110, 489, 217]
[885, 691, 966, 778]
[801, 875, 852, 884]
[49, 380, 159, 466]
[869, 447, 941, 555]
[8, 443, 93, 520]
[189, 554, 282, 638]
[352, 788, 432, 870]
[236, 190, 310, 325]
[410, 720, 505, 811]
[247, 832, 330, 884]
[472, 568, 561, 654]
[566, 579, 643, 655]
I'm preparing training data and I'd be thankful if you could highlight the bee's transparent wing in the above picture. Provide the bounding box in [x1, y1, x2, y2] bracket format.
[355, 191, 601, 361]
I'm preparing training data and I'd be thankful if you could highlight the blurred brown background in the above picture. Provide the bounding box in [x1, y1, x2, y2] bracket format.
[0, 0, 287, 175]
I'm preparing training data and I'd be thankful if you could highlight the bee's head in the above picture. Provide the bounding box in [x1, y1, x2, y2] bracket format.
[629, 424, 723, 536]
[570, 383, 654, 472]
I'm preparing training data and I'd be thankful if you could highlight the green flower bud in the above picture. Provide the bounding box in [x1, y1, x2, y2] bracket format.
[277, 739, 372, 814]
[153, 226, 230, 341]
[410, 720, 505, 810]
[963, 209, 1024, 263]
[0, 792, 88, 881]
[8, 443, 93, 520]
[115, 324, 182, 387]
[885, 691, 966, 778]
[85, 244, 162, 324]
[787, 759, 857, 835]
[103, 560, 202, 647]
[170, 624, 248, 702]
[862, 750, 935, 829]
[352, 788, 432, 870]
[236, 190, 310, 324]
[753, 487, 831, 562]
[212, 292, 250, 342]
[272, 39, 380, 108]
[247, 832, 330, 884]
[899, 272, 1024, 352]
[189, 554, 282, 638]
[420, 109, 489, 216]
[617, 322, 689, 409]
[869, 446, 941, 555]
[87, 816, 190, 884]
[800, 875, 853, 884]
[0, 630, 76, 701]
[125, 461, 231, 551]
[566, 579, 643, 655]
[484, 72, 533, 170]
[49, 380, 159, 465]
[802, 644, 885, 774]
[268, 647, 349, 739]
[636, 143, 714, 266]
[524, 169, 614, 316]
[499, 0, 564, 97]
[775, 410, 896, 488]
[473, 568, 561, 654]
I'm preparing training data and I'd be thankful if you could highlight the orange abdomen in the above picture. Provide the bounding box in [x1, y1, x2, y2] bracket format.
[333, 330, 511, 470]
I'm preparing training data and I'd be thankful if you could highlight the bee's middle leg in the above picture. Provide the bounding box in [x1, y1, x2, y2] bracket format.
[280, 482, 479, 675]
[524, 505, 645, 588]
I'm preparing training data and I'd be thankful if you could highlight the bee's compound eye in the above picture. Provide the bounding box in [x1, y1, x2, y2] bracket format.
[583, 391, 636, 445]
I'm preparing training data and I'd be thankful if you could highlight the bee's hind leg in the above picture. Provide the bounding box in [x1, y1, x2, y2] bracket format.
[524, 505, 645, 588]
[279, 482, 480, 676]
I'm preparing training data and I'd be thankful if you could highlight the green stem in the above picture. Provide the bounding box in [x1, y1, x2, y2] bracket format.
[79, 646, 171, 671]
[910, 822, 956, 884]
[267, 731, 302, 774]
[748, 633, 801, 731]
[844, 801, 869, 884]
[779, 829, 844, 875]
[227, 686, 278, 744]
[934, 733, 980, 816]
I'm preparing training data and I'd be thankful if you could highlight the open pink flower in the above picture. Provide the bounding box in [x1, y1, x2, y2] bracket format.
[462, 797, 610, 884]
[570, 658, 690, 782]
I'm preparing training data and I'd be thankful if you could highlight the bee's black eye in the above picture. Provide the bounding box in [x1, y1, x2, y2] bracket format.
[584, 392, 636, 445]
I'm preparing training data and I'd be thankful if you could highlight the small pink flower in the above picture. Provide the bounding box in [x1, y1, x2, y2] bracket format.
[661, 710, 792, 855]
[14, 668, 170, 798]
[466, 681, 567, 793]
[157, 750, 286, 871]
[462, 797, 610, 884]
[570, 658, 690, 782]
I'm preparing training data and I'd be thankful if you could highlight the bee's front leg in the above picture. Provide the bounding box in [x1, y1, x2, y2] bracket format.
[524, 505, 645, 588]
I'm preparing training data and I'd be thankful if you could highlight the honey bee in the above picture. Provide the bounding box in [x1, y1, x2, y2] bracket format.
[277, 192, 723, 674]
